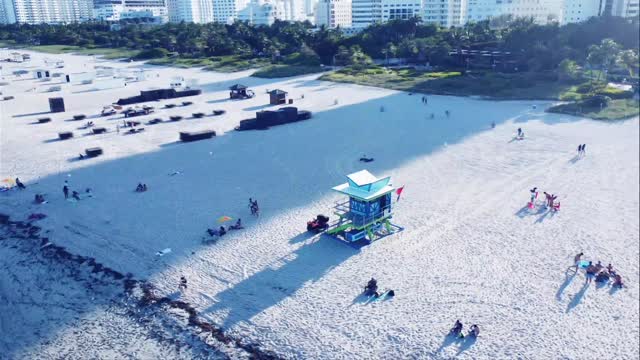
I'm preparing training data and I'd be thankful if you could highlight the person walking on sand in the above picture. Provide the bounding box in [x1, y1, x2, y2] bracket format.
[179, 276, 187, 291]
[15, 178, 26, 189]
[63, 185, 69, 199]
[543, 192, 551, 208]
[581, 144, 586, 156]
[573, 252, 584, 269]
[529, 187, 538, 203]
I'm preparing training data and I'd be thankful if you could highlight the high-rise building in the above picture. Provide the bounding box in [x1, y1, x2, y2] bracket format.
[304, 0, 317, 17]
[166, 0, 213, 22]
[601, 0, 639, 18]
[213, 0, 249, 23]
[423, 0, 465, 27]
[0, 0, 17, 23]
[237, 0, 284, 24]
[562, 0, 600, 24]
[351, 0, 380, 27]
[94, 0, 168, 22]
[381, 0, 422, 22]
[315, 0, 351, 27]
[1, 0, 93, 24]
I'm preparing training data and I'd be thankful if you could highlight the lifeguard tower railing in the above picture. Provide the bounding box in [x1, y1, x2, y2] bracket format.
[333, 200, 392, 229]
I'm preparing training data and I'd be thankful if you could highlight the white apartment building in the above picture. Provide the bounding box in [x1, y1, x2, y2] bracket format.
[562, 0, 600, 24]
[166, 0, 213, 23]
[465, 0, 562, 25]
[423, 0, 465, 27]
[1, 0, 93, 24]
[236, 0, 306, 24]
[381, 0, 422, 21]
[237, 0, 283, 24]
[94, 0, 168, 22]
[602, 0, 639, 18]
[315, 0, 351, 27]
[213, 0, 249, 23]
[351, 0, 380, 27]
[304, 0, 317, 17]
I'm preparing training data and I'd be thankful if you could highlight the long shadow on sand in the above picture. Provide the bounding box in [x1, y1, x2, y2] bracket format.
[0, 86, 582, 357]
[203, 235, 357, 329]
[556, 268, 577, 301]
[566, 281, 590, 312]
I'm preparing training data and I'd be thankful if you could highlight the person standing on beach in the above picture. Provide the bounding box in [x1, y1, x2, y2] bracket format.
[573, 252, 584, 269]
[63, 185, 69, 199]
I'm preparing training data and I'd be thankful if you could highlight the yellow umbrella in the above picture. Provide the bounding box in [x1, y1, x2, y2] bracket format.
[217, 216, 233, 223]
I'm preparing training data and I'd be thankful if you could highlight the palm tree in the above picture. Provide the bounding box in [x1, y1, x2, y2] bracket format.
[617, 49, 639, 78]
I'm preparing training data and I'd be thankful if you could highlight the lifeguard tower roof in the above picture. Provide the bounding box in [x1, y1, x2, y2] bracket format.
[332, 170, 395, 201]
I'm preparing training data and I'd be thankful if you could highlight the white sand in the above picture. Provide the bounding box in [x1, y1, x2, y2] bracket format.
[1, 51, 638, 359]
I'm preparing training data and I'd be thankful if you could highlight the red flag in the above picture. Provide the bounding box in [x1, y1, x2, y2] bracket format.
[396, 186, 404, 196]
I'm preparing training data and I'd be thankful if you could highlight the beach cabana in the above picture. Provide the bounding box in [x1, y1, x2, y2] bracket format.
[268, 89, 288, 105]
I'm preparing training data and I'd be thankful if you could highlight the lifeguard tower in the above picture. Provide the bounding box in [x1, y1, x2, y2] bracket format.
[326, 170, 402, 244]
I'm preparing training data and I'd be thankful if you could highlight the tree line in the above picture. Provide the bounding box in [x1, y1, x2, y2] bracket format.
[0, 16, 637, 75]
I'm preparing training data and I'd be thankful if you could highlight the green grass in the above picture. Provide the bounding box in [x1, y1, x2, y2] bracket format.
[21, 45, 139, 59]
[547, 99, 639, 120]
[321, 67, 573, 100]
[252, 65, 324, 78]
[25, 45, 82, 53]
[148, 55, 270, 72]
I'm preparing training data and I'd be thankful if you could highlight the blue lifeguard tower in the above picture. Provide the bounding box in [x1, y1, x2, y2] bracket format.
[326, 170, 402, 244]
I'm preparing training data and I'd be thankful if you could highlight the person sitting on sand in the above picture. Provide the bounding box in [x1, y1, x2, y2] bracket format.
[613, 274, 624, 288]
[452, 320, 463, 335]
[595, 261, 604, 271]
[365, 278, 378, 296]
[469, 324, 480, 337]
[72, 191, 80, 201]
[219, 226, 226, 236]
[230, 218, 243, 230]
[606, 263, 615, 275]
[136, 183, 144, 192]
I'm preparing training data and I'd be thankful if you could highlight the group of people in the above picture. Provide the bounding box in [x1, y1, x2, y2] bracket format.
[577, 144, 587, 157]
[62, 184, 87, 201]
[249, 198, 260, 216]
[450, 320, 480, 339]
[34, 193, 46, 204]
[574, 253, 624, 287]
[206, 218, 243, 238]
[528, 187, 560, 211]
[135, 183, 148, 192]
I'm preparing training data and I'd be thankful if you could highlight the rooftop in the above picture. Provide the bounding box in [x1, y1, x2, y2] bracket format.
[332, 170, 395, 201]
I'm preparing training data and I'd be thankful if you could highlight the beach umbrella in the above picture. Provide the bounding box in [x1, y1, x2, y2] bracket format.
[217, 216, 233, 223]
[2, 178, 15, 185]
